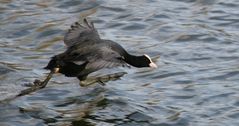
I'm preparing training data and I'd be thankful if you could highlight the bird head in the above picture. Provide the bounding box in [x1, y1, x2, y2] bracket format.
[143, 54, 157, 68]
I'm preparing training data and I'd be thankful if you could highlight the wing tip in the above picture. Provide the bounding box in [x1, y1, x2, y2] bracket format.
[68, 18, 95, 31]
[83, 18, 95, 30]
[64, 18, 99, 47]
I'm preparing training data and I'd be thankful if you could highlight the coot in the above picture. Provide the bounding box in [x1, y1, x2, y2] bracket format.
[40, 19, 157, 86]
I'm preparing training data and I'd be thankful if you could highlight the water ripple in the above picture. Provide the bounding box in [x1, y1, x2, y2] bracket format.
[0, 0, 239, 126]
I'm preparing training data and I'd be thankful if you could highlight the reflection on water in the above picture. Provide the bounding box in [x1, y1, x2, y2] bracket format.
[0, 0, 239, 125]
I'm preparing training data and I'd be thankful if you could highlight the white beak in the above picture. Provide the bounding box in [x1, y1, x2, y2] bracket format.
[149, 62, 157, 68]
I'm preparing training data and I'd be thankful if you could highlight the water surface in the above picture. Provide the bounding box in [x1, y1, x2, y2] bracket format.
[0, 0, 239, 126]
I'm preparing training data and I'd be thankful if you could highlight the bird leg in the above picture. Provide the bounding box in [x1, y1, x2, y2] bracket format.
[33, 67, 59, 88]
[80, 79, 99, 87]
[79, 72, 127, 87]
[17, 68, 60, 96]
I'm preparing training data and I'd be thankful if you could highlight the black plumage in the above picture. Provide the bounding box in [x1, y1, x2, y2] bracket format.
[44, 18, 157, 84]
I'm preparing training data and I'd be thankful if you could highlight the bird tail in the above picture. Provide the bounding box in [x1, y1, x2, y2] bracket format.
[44, 56, 89, 77]
[44, 57, 58, 70]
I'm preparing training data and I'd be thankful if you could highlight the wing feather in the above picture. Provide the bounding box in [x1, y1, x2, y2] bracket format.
[82, 46, 123, 69]
[64, 18, 100, 47]
[66, 45, 126, 69]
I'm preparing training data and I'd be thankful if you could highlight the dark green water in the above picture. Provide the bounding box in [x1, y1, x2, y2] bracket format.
[0, 0, 239, 125]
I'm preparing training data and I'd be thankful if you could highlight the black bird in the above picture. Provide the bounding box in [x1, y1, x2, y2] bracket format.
[38, 19, 157, 87]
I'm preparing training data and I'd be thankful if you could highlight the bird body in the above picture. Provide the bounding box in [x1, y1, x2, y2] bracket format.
[44, 19, 157, 83]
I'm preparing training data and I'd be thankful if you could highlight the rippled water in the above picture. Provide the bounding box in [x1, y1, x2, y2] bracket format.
[0, 0, 239, 125]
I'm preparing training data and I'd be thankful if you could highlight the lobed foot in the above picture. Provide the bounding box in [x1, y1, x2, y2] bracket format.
[33, 79, 43, 86]
[23, 79, 42, 87]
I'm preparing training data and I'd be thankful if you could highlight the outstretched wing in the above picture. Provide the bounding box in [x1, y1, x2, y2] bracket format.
[65, 45, 127, 70]
[64, 18, 100, 47]
[85, 47, 127, 70]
